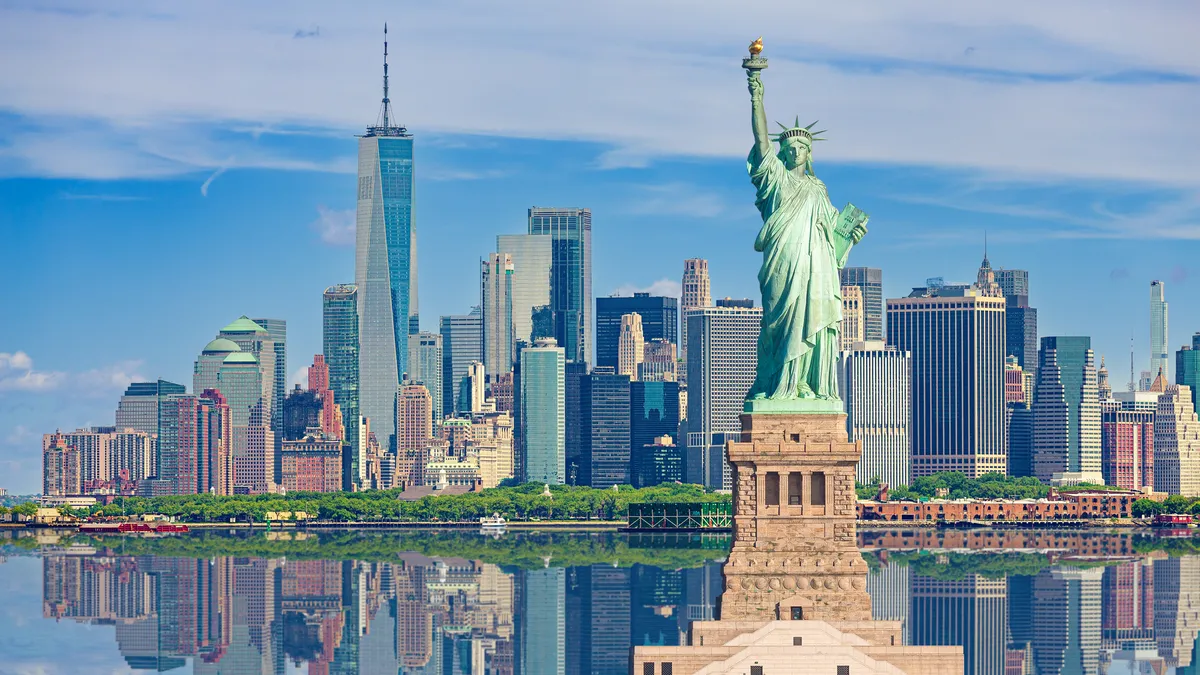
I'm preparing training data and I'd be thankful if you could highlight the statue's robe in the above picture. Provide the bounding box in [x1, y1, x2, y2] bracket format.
[746, 144, 853, 400]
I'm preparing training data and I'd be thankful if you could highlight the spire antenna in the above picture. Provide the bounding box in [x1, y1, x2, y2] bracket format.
[366, 23, 406, 136]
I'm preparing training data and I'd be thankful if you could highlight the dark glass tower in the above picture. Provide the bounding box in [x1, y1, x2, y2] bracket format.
[630, 380, 681, 487]
[580, 368, 631, 488]
[595, 293, 678, 371]
[528, 207, 592, 363]
[839, 267, 883, 342]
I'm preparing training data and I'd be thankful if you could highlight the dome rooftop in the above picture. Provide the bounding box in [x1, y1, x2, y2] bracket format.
[222, 352, 259, 365]
[202, 338, 241, 354]
[220, 316, 266, 334]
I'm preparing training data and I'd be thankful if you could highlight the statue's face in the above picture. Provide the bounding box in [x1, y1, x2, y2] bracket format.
[781, 136, 810, 171]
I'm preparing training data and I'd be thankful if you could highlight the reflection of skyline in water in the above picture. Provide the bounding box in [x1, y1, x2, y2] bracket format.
[18, 531, 1200, 674]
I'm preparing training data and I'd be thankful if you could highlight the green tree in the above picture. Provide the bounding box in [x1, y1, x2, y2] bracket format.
[1131, 499, 1164, 518]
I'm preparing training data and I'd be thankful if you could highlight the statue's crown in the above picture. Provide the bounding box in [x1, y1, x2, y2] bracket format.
[773, 118, 826, 146]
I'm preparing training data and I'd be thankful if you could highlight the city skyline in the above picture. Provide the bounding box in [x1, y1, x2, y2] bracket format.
[2, 6, 1200, 493]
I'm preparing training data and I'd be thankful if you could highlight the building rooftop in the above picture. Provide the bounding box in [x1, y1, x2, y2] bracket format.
[222, 352, 259, 365]
[220, 316, 266, 334]
[202, 338, 242, 354]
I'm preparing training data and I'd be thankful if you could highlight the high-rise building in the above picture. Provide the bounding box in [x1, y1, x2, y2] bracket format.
[1151, 280, 1169, 381]
[1032, 336, 1102, 484]
[355, 28, 417, 461]
[887, 295, 1007, 477]
[580, 368, 631, 488]
[1102, 407, 1155, 491]
[839, 285, 865, 352]
[281, 429, 344, 493]
[323, 284, 360, 477]
[616, 313, 645, 380]
[680, 258, 711, 370]
[407, 331, 443, 425]
[528, 207, 592, 363]
[497, 234, 553, 346]
[838, 341, 911, 487]
[282, 386, 323, 441]
[1006, 356, 1035, 478]
[996, 268, 1038, 374]
[115, 380, 187, 438]
[395, 383, 433, 489]
[440, 308, 482, 418]
[839, 267, 883, 342]
[1154, 384, 1200, 496]
[685, 305, 761, 489]
[563, 360, 588, 485]
[639, 339, 677, 382]
[158, 390, 232, 496]
[911, 575, 1008, 675]
[481, 253, 515, 377]
[249, 317, 287, 446]
[596, 294, 677, 371]
[216, 351, 274, 494]
[518, 567, 566, 675]
[519, 339, 565, 484]
[1177, 333, 1200, 417]
[458, 360, 487, 413]
[306, 355, 343, 440]
[42, 427, 157, 495]
[630, 380, 681, 487]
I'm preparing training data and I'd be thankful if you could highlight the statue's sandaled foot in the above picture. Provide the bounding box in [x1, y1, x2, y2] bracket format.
[796, 384, 816, 399]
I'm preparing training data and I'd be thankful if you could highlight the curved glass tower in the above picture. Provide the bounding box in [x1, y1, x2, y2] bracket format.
[356, 25, 416, 451]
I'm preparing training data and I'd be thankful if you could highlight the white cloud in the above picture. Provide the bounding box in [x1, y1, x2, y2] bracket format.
[0, 352, 142, 396]
[5, 425, 34, 446]
[289, 366, 308, 390]
[611, 278, 682, 298]
[311, 205, 355, 245]
[200, 164, 230, 196]
[0, 2, 1196, 187]
[624, 182, 728, 219]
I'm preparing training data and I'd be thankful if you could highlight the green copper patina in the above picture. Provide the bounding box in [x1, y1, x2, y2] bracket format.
[742, 40, 868, 413]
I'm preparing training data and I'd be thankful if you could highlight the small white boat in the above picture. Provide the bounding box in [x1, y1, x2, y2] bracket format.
[480, 513, 507, 533]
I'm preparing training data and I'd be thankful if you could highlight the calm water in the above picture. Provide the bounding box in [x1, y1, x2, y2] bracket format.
[1, 529, 1197, 675]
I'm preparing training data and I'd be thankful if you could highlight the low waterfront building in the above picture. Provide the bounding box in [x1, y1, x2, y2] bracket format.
[857, 489, 1146, 523]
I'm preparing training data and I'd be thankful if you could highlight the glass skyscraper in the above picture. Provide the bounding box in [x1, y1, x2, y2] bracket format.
[840, 267, 883, 342]
[580, 369, 631, 488]
[439, 308, 482, 416]
[355, 33, 416, 453]
[323, 284, 360, 482]
[1178, 333, 1200, 416]
[520, 339, 565, 484]
[528, 207, 592, 363]
[595, 293, 678, 371]
[481, 252, 515, 377]
[497, 234, 553, 346]
[1151, 280, 1169, 381]
[1033, 336, 1102, 483]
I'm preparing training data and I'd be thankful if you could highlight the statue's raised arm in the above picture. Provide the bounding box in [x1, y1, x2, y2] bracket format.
[745, 38, 772, 160]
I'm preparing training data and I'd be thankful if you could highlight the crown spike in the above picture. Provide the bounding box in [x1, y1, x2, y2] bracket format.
[805, 120, 819, 130]
[776, 121, 789, 130]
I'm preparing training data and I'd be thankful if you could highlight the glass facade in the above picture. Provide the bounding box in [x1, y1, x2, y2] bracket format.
[519, 341, 565, 484]
[323, 284, 360, 481]
[407, 331, 443, 426]
[1151, 281, 1169, 381]
[595, 294, 678, 371]
[216, 354, 273, 494]
[1178, 333, 1200, 416]
[439, 308, 482, 416]
[356, 132, 415, 453]
[481, 253, 515, 376]
[630, 380, 681, 487]
[840, 267, 883, 342]
[497, 234, 553, 346]
[580, 371, 631, 488]
[1033, 336, 1101, 481]
[528, 207, 592, 364]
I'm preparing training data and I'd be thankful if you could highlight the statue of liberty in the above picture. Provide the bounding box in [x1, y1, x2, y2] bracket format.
[743, 40, 868, 408]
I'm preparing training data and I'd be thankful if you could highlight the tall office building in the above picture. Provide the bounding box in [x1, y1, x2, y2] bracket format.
[887, 295, 1007, 477]
[680, 258, 711, 374]
[249, 317, 287, 444]
[639, 339, 677, 382]
[616, 313, 645, 380]
[839, 267, 883, 342]
[839, 285, 865, 351]
[1154, 384, 1200, 496]
[1032, 336, 1102, 484]
[563, 361, 588, 484]
[1151, 281, 1169, 381]
[596, 294, 677, 370]
[497, 234, 553, 345]
[115, 380, 187, 438]
[580, 368, 631, 488]
[355, 28, 417, 459]
[395, 383, 433, 489]
[440, 307, 482, 417]
[215, 351, 274, 493]
[996, 268, 1038, 374]
[685, 305, 761, 489]
[630, 380, 681, 487]
[1177, 333, 1200, 416]
[407, 331, 443, 425]
[1006, 356, 1035, 477]
[158, 391, 232, 496]
[838, 342, 911, 487]
[481, 253, 515, 377]
[323, 284, 360, 479]
[528, 207, 592, 363]
[519, 339, 566, 484]
[1102, 406, 1155, 490]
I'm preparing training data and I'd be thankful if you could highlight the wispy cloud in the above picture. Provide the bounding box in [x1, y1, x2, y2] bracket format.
[311, 205, 355, 246]
[289, 366, 308, 390]
[0, 351, 142, 396]
[57, 192, 148, 202]
[611, 278, 682, 298]
[200, 163, 231, 196]
[293, 26, 319, 39]
[624, 182, 729, 219]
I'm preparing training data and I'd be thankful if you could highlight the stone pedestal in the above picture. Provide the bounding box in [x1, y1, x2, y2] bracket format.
[719, 412, 872, 622]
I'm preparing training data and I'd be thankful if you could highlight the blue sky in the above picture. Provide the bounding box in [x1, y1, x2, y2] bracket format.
[2, 2, 1198, 493]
